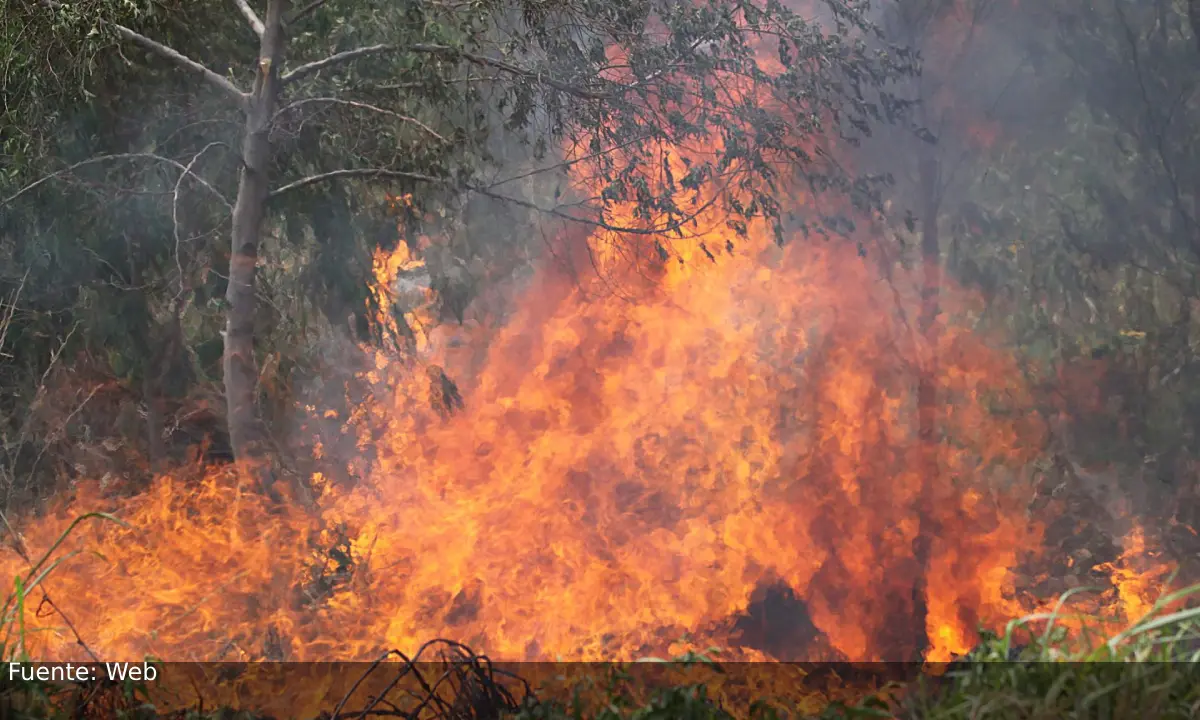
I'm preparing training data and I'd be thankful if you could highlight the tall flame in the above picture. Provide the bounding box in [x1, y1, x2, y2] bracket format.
[4, 202, 1054, 664]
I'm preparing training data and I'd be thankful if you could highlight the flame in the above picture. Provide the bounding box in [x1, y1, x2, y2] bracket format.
[1097, 521, 1174, 626]
[372, 193, 437, 355]
[5, 207, 1050, 663]
[0, 12, 1179, 715]
[0, 179, 1179, 720]
[1, 105, 1174, 678]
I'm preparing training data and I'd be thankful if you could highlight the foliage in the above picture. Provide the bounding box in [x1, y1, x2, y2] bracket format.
[893, 585, 1200, 719]
[0, 0, 918, 496]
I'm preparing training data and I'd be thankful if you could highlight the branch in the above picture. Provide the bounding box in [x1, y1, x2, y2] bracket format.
[233, 0, 265, 37]
[34, 0, 247, 104]
[173, 142, 231, 297]
[281, 43, 612, 99]
[3, 153, 234, 209]
[411, 44, 612, 99]
[275, 97, 448, 143]
[268, 168, 447, 198]
[267, 168, 718, 236]
[281, 43, 395, 84]
[288, 0, 326, 24]
[111, 23, 249, 105]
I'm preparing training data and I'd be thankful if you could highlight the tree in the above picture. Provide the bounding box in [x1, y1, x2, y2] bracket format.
[1028, 0, 1200, 503]
[874, 0, 1200, 581]
[5, 0, 915, 495]
[957, 0, 1200, 486]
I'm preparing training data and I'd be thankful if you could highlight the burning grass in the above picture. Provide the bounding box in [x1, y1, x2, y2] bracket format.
[2, 559, 1200, 719]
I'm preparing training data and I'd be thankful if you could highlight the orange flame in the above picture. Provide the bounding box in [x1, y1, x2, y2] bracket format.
[1097, 521, 1174, 627]
[0, 13, 1178, 716]
[4, 210, 1053, 665]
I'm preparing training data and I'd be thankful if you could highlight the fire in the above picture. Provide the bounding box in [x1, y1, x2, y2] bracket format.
[4, 204, 1044, 663]
[0, 119, 1177, 679]
[372, 193, 437, 355]
[0, 10, 1180, 716]
[1096, 521, 1174, 626]
[0, 170, 1180, 718]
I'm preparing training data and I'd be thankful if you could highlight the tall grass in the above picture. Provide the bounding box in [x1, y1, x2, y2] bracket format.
[0, 511, 127, 660]
[895, 584, 1200, 720]
[0, 511, 131, 720]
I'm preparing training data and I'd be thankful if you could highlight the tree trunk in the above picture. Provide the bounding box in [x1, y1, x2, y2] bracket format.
[911, 147, 942, 661]
[225, 0, 287, 494]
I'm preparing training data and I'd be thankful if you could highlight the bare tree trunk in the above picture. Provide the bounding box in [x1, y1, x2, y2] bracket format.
[911, 147, 942, 661]
[225, 0, 287, 494]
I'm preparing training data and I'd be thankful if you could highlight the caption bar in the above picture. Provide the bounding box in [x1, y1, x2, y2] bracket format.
[7, 662, 158, 683]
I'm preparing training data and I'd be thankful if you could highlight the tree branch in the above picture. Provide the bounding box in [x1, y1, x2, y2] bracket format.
[3, 153, 234, 209]
[412, 44, 612, 99]
[173, 142, 231, 297]
[267, 168, 718, 236]
[281, 43, 395, 84]
[233, 0, 265, 37]
[268, 168, 447, 198]
[274, 97, 448, 143]
[281, 43, 612, 99]
[111, 23, 249, 106]
[33, 0, 248, 105]
[288, 0, 326, 24]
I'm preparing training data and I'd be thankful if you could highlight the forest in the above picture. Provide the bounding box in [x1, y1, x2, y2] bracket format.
[2, 0, 1200, 717]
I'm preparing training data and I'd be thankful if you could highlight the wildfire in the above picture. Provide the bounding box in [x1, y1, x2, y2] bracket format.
[0, 8, 1180, 715]
[1, 200, 1140, 659]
